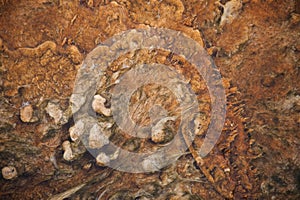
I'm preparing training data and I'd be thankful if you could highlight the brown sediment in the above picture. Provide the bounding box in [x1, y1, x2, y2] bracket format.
[0, 0, 299, 199]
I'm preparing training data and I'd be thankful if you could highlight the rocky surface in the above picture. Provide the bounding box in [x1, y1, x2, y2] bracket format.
[0, 0, 299, 199]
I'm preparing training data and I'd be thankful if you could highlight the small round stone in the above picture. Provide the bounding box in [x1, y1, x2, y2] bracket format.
[69, 120, 85, 142]
[2, 166, 17, 180]
[92, 95, 112, 116]
[62, 140, 74, 161]
[20, 104, 33, 122]
[96, 152, 110, 166]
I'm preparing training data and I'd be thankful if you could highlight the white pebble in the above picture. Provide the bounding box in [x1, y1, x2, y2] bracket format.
[224, 168, 230, 173]
[62, 141, 74, 161]
[96, 152, 110, 166]
[45, 101, 63, 124]
[2, 166, 17, 180]
[92, 95, 111, 116]
[69, 120, 85, 142]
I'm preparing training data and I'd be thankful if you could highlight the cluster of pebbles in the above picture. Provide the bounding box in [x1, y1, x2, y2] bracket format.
[67, 67, 208, 172]
[2, 100, 74, 179]
[3, 29, 212, 176]
[60, 29, 211, 173]
[12, 91, 179, 172]
[67, 89, 180, 167]
[1, 77, 206, 178]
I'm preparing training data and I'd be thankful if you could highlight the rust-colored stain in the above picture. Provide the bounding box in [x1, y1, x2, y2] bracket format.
[0, 0, 299, 199]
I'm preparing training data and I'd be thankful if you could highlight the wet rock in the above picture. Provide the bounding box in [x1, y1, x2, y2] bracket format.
[1, 166, 17, 180]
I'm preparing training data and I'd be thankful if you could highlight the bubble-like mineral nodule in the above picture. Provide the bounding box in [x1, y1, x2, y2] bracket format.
[1, 166, 17, 180]
[92, 94, 112, 116]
